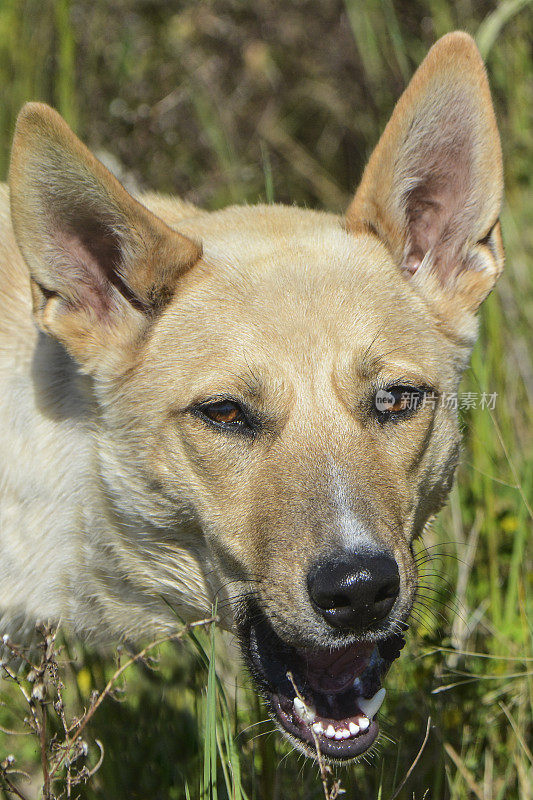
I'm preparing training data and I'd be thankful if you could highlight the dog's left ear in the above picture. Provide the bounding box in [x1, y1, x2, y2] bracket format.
[346, 32, 504, 316]
[9, 103, 202, 373]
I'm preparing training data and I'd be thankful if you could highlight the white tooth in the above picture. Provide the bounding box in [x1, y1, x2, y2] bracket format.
[341, 728, 351, 739]
[293, 697, 305, 715]
[325, 724, 335, 738]
[334, 730, 344, 740]
[357, 688, 386, 720]
[293, 697, 316, 723]
[348, 721, 359, 736]
[312, 721, 323, 735]
[358, 716, 370, 731]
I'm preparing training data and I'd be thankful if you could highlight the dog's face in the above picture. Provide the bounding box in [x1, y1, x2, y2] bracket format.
[9, 33, 503, 761]
[121, 218, 468, 759]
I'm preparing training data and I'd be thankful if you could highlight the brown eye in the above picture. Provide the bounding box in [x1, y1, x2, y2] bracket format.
[204, 401, 243, 424]
[195, 399, 252, 433]
[374, 386, 424, 420]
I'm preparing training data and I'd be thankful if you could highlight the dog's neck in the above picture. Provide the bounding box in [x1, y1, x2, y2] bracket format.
[0, 327, 219, 641]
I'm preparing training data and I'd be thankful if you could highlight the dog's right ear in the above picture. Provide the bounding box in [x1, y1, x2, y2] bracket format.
[9, 103, 201, 373]
[346, 32, 504, 325]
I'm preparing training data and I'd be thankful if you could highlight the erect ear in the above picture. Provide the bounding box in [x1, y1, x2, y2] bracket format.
[9, 103, 201, 372]
[346, 32, 504, 318]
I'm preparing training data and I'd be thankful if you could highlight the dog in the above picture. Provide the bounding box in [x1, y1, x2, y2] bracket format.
[0, 31, 503, 762]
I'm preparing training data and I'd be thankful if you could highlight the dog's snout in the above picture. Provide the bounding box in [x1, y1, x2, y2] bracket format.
[307, 552, 400, 634]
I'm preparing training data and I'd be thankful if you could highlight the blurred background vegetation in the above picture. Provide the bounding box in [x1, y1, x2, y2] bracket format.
[0, 1, 531, 798]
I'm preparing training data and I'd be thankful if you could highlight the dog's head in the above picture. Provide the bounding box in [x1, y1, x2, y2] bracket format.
[9, 33, 503, 761]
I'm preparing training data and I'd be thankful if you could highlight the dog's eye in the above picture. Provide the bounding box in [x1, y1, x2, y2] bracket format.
[374, 386, 424, 421]
[196, 400, 249, 431]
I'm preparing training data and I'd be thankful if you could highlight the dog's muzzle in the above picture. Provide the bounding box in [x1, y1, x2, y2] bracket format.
[236, 599, 407, 762]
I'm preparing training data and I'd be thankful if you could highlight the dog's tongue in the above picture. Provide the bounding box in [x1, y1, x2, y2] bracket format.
[300, 643, 374, 694]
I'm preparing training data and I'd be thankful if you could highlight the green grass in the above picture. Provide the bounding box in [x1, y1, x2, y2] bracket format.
[0, 1, 532, 798]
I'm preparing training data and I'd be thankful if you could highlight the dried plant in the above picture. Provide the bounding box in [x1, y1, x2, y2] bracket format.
[0, 618, 216, 799]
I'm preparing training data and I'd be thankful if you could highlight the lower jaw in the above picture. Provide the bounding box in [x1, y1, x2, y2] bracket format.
[272, 694, 379, 760]
[237, 603, 407, 762]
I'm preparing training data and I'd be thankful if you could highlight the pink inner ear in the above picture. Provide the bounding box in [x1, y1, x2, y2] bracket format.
[402, 116, 474, 279]
[55, 229, 113, 315]
[51, 211, 134, 317]
[403, 255, 421, 275]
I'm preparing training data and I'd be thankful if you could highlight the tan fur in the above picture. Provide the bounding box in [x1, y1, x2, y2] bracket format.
[0, 32, 503, 753]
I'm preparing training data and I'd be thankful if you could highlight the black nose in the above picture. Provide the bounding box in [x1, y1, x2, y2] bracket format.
[307, 552, 400, 634]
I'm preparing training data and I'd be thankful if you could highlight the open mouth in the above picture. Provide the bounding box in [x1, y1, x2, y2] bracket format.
[238, 605, 407, 762]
